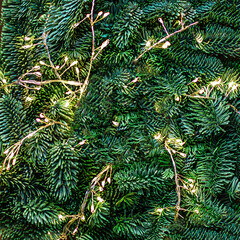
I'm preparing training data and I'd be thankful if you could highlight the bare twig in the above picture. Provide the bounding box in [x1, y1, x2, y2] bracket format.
[0, 120, 69, 174]
[76, 0, 96, 106]
[165, 145, 181, 220]
[158, 18, 169, 35]
[135, 21, 198, 61]
[62, 164, 112, 236]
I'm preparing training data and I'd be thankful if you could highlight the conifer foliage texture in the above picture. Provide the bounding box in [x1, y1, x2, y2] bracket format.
[1, 0, 240, 239]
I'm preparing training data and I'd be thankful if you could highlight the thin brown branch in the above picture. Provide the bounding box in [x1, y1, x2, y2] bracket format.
[0, 120, 69, 174]
[135, 21, 198, 61]
[62, 164, 112, 236]
[20, 79, 83, 87]
[76, 0, 96, 106]
[42, 33, 62, 81]
[165, 145, 181, 220]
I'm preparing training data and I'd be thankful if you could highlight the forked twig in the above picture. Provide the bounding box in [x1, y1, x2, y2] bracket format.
[165, 145, 181, 220]
[135, 20, 198, 61]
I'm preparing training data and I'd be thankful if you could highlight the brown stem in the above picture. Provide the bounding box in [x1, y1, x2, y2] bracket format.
[135, 21, 198, 61]
[76, 0, 96, 106]
[165, 145, 181, 220]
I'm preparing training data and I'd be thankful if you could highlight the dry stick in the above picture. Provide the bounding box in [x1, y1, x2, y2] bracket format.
[165, 145, 181, 220]
[43, 33, 73, 94]
[62, 164, 112, 235]
[135, 21, 198, 61]
[20, 79, 82, 87]
[1, 120, 69, 173]
[76, 0, 96, 106]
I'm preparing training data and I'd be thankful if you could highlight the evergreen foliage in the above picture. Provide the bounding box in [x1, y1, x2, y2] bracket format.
[1, 0, 240, 239]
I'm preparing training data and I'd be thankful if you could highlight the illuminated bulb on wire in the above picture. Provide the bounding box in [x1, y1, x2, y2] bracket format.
[199, 88, 204, 94]
[161, 41, 171, 49]
[191, 189, 196, 193]
[28, 133, 34, 138]
[210, 78, 221, 87]
[131, 77, 139, 83]
[78, 140, 86, 145]
[99, 187, 104, 192]
[34, 72, 42, 77]
[39, 60, 45, 65]
[112, 121, 119, 127]
[103, 12, 110, 18]
[189, 184, 193, 188]
[100, 39, 110, 49]
[188, 179, 194, 183]
[81, 215, 85, 221]
[107, 177, 111, 184]
[180, 152, 187, 158]
[102, 180, 105, 188]
[73, 228, 78, 235]
[64, 101, 69, 107]
[156, 208, 163, 213]
[58, 214, 64, 220]
[98, 11, 103, 16]
[176, 96, 180, 101]
[158, 18, 163, 24]
[154, 133, 161, 140]
[39, 113, 44, 118]
[44, 118, 49, 123]
[33, 66, 40, 70]
[26, 96, 33, 102]
[194, 209, 199, 214]
[65, 56, 69, 62]
[9, 152, 14, 160]
[146, 40, 151, 47]
[36, 118, 41, 122]
[91, 204, 95, 213]
[3, 149, 9, 155]
[6, 163, 10, 171]
[75, 67, 80, 75]
[23, 45, 32, 49]
[70, 61, 78, 67]
[24, 36, 31, 41]
[12, 158, 16, 166]
[97, 196, 104, 203]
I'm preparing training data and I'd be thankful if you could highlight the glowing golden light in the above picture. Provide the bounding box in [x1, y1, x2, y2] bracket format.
[161, 41, 171, 49]
[146, 40, 151, 47]
[154, 133, 162, 140]
[156, 208, 164, 213]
